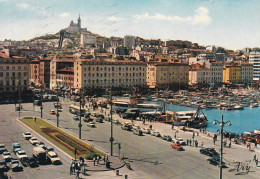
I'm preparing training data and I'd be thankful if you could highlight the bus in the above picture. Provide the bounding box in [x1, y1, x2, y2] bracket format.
[69, 104, 86, 116]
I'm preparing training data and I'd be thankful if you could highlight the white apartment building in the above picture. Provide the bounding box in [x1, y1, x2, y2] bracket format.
[189, 64, 211, 86]
[74, 59, 147, 89]
[249, 51, 260, 81]
[124, 35, 135, 49]
[241, 62, 253, 84]
[205, 61, 223, 86]
[0, 52, 29, 92]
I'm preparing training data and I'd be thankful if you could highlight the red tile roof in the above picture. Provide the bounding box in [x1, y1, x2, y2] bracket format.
[0, 51, 9, 58]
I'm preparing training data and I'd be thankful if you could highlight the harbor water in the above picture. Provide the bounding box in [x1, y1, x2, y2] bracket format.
[165, 103, 260, 134]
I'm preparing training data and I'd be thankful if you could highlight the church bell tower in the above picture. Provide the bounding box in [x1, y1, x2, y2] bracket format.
[78, 14, 81, 28]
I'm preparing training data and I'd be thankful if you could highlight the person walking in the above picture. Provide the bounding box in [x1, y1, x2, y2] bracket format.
[255, 141, 257, 148]
[213, 138, 216, 145]
[97, 156, 100, 165]
[201, 142, 204, 148]
[255, 159, 258, 166]
[70, 159, 74, 175]
[229, 141, 231, 148]
[187, 139, 189, 146]
[189, 139, 192, 146]
[93, 157, 96, 166]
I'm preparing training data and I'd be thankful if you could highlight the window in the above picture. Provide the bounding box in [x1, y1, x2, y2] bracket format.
[97, 73, 99, 77]
[18, 66, 21, 70]
[6, 72, 9, 77]
[126, 67, 128, 71]
[12, 72, 15, 77]
[105, 67, 107, 71]
[6, 66, 9, 70]
[112, 67, 114, 71]
[84, 68, 86, 71]
[119, 67, 121, 71]
[0, 72, 3, 77]
[12, 66, 15, 70]
[88, 67, 91, 71]
[24, 72, 27, 76]
[24, 80, 27, 85]
[97, 67, 99, 71]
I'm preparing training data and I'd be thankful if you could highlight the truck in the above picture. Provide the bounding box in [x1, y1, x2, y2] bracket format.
[33, 147, 46, 164]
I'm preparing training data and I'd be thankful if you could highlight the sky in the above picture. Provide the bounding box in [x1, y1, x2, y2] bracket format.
[0, 0, 260, 50]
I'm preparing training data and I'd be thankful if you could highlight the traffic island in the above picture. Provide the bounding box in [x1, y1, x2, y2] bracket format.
[19, 117, 104, 159]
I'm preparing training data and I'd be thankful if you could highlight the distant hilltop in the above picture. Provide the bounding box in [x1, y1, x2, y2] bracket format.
[64, 14, 88, 33]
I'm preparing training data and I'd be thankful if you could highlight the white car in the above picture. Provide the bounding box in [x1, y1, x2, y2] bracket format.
[173, 138, 186, 145]
[29, 137, 39, 145]
[36, 142, 45, 148]
[47, 151, 61, 165]
[141, 128, 151, 134]
[87, 122, 96, 128]
[151, 131, 161, 137]
[2, 151, 12, 162]
[132, 125, 141, 131]
[23, 132, 32, 140]
[16, 150, 28, 159]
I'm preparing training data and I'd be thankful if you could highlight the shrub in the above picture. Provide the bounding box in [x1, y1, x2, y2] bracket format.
[85, 152, 101, 160]
[55, 134, 85, 152]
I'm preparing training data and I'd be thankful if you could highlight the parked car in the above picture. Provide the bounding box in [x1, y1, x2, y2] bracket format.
[87, 122, 96, 128]
[113, 119, 120, 125]
[12, 143, 21, 153]
[72, 116, 79, 120]
[207, 156, 226, 167]
[49, 110, 56, 115]
[171, 142, 184, 151]
[2, 151, 12, 162]
[133, 129, 143, 136]
[96, 117, 103, 123]
[24, 157, 39, 168]
[29, 137, 39, 145]
[121, 123, 133, 131]
[151, 131, 161, 137]
[172, 138, 186, 145]
[16, 150, 28, 159]
[105, 117, 111, 122]
[42, 146, 54, 152]
[9, 159, 23, 172]
[23, 132, 32, 140]
[0, 144, 7, 154]
[46, 152, 61, 165]
[132, 125, 141, 131]
[0, 159, 8, 172]
[36, 142, 45, 148]
[96, 114, 105, 119]
[200, 148, 219, 157]
[83, 117, 94, 122]
[162, 135, 172, 141]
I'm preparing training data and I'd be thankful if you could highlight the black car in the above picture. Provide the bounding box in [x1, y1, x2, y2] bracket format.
[200, 148, 219, 156]
[207, 156, 227, 167]
[9, 159, 23, 172]
[0, 160, 9, 172]
[26, 157, 39, 168]
[0, 144, 7, 154]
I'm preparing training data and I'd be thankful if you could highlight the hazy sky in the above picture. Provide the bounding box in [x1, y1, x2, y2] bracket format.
[1, 0, 260, 50]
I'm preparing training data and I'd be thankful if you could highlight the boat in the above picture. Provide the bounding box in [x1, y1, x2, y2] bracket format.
[250, 103, 258, 108]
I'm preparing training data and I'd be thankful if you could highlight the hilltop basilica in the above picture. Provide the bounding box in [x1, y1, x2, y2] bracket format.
[65, 15, 88, 33]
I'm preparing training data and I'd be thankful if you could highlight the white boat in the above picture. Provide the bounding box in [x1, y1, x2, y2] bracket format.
[250, 103, 258, 108]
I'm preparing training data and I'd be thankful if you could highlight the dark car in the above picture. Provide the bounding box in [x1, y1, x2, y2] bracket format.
[162, 135, 172, 141]
[0, 160, 8, 172]
[9, 159, 23, 172]
[0, 144, 7, 154]
[207, 156, 226, 167]
[96, 114, 105, 119]
[25, 157, 39, 168]
[83, 117, 94, 122]
[96, 117, 104, 123]
[200, 148, 219, 157]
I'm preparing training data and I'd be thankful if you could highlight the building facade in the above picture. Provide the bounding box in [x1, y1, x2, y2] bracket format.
[29, 59, 40, 85]
[205, 61, 223, 86]
[146, 62, 189, 88]
[223, 63, 241, 85]
[0, 52, 29, 93]
[39, 57, 51, 88]
[189, 64, 211, 86]
[249, 51, 260, 81]
[241, 62, 253, 84]
[74, 59, 147, 89]
[124, 35, 135, 49]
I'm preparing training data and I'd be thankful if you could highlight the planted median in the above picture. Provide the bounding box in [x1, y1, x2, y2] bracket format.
[19, 117, 104, 159]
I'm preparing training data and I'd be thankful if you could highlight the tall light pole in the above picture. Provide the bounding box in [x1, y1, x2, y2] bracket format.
[213, 115, 231, 179]
[40, 85, 43, 118]
[56, 83, 59, 127]
[108, 88, 114, 156]
[18, 80, 21, 117]
[79, 88, 83, 139]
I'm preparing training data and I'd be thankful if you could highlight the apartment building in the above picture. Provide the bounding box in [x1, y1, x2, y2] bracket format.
[146, 62, 189, 88]
[29, 58, 40, 85]
[189, 64, 211, 86]
[223, 63, 241, 84]
[205, 61, 223, 86]
[74, 59, 147, 89]
[0, 52, 29, 93]
[241, 62, 253, 84]
[249, 51, 260, 81]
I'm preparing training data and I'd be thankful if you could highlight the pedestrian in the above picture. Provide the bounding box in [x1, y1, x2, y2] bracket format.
[195, 140, 198, 147]
[255, 141, 257, 148]
[70, 159, 74, 174]
[150, 125, 152, 130]
[172, 123, 174, 130]
[97, 156, 100, 164]
[93, 157, 96, 166]
[143, 119, 145, 125]
[229, 141, 231, 148]
[201, 142, 204, 148]
[103, 155, 106, 163]
[256, 159, 258, 166]
[187, 139, 189, 146]
[189, 139, 191, 146]
[253, 154, 256, 161]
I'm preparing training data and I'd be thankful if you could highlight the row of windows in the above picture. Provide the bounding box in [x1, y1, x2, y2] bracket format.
[82, 72, 145, 78]
[0, 72, 28, 77]
[83, 66, 145, 72]
[83, 78, 145, 84]
[0, 66, 27, 70]
[0, 80, 27, 86]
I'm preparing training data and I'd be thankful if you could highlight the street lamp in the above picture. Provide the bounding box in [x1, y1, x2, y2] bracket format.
[17, 80, 21, 117]
[213, 115, 231, 179]
[106, 88, 114, 156]
[56, 83, 60, 127]
[79, 88, 83, 139]
[40, 84, 43, 118]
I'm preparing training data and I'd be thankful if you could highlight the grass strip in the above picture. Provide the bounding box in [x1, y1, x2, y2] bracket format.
[19, 117, 104, 158]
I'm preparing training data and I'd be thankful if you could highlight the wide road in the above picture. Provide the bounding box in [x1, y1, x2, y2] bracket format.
[17, 97, 258, 179]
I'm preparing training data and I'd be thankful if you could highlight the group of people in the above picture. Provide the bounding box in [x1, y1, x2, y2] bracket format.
[93, 155, 110, 167]
[70, 157, 85, 175]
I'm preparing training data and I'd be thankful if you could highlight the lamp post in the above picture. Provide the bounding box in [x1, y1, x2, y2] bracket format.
[79, 88, 83, 139]
[213, 115, 231, 179]
[56, 83, 59, 127]
[40, 85, 43, 118]
[18, 80, 21, 117]
[107, 88, 114, 156]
